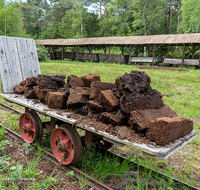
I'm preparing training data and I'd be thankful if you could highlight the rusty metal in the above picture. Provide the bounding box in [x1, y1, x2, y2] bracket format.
[51, 124, 82, 165]
[0, 102, 22, 114]
[19, 110, 43, 143]
[44, 117, 56, 132]
[0, 124, 113, 190]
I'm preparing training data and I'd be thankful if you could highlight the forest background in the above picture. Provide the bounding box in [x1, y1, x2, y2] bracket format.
[0, 0, 200, 59]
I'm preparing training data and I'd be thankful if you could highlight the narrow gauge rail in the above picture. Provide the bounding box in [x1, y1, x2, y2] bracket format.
[1, 124, 113, 190]
[1, 103, 199, 190]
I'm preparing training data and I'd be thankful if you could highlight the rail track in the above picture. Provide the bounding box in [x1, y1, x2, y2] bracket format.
[0, 102, 200, 190]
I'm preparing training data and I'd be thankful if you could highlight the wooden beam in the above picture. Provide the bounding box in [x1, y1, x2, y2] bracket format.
[182, 44, 185, 68]
[62, 46, 64, 60]
[128, 46, 132, 65]
[152, 44, 156, 66]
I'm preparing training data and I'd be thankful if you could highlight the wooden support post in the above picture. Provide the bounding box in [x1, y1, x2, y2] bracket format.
[108, 45, 113, 63]
[103, 46, 107, 54]
[142, 47, 144, 57]
[164, 46, 168, 57]
[74, 46, 79, 61]
[152, 44, 156, 66]
[62, 46, 64, 60]
[128, 46, 133, 65]
[182, 44, 185, 68]
[121, 46, 124, 55]
[52, 46, 55, 60]
[85, 131, 93, 149]
[192, 45, 195, 59]
[148, 46, 151, 57]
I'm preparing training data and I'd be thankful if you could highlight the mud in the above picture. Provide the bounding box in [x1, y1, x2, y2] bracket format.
[14, 85, 24, 94]
[146, 117, 193, 146]
[25, 76, 38, 87]
[99, 90, 119, 112]
[81, 73, 101, 87]
[87, 100, 104, 113]
[66, 75, 85, 89]
[67, 87, 90, 107]
[129, 104, 177, 132]
[89, 81, 116, 100]
[46, 92, 67, 109]
[38, 74, 66, 89]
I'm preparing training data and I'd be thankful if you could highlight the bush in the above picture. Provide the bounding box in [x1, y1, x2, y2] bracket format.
[37, 45, 48, 61]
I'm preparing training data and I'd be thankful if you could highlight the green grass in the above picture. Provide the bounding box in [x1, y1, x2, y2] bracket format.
[1, 59, 200, 188]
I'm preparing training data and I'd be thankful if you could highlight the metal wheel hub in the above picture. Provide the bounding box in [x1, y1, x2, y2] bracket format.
[19, 110, 43, 143]
[51, 124, 82, 165]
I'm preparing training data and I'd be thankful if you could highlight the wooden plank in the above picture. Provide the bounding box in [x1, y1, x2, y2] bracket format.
[0, 93, 197, 160]
[164, 58, 199, 66]
[0, 36, 23, 93]
[26, 38, 41, 77]
[130, 57, 163, 63]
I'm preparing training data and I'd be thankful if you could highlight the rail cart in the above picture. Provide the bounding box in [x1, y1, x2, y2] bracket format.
[0, 36, 197, 165]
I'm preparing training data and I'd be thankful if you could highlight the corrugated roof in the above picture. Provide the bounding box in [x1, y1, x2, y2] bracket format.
[36, 33, 200, 46]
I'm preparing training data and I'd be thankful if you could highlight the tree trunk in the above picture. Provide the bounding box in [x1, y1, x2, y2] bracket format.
[177, 0, 181, 34]
[80, 11, 83, 37]
[170, 1, 173, 34]
[105, 0, 107, 36]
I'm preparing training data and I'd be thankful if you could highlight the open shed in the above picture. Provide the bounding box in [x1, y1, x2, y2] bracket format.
[37, 33, 200, 66]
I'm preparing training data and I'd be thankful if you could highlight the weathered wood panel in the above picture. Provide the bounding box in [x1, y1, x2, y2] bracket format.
[0, 36, 23, 93]
[130, 57, 163, 63]
[164, 58, 199, 66]
[0, 36, 40, 93]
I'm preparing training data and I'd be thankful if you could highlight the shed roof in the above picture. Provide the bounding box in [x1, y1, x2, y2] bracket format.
[36, 33, 200, 47]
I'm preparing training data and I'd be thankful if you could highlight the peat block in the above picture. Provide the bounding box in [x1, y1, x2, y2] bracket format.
[24, 87, 35, 99]
[66, 75, 85, 88]
[87, 100, 104, 113]
[146, 117, 193, 146]
[67, 87, 90, 107]
[100, 111, 124, 126]
[25, 76, 38, 87]
[128, 104, 177, 132]
[90, 81, 116, 100]
[33, 86, 57, 103]
[115, 70, 151, 96]
[20, 80, 26, 86]
[81, 73, 101, 87]
[46, 92, 67, 109]
[99, 90, 119, 112]
[58, 88, 70, 97]
[14, 85, 24, 94]
[120, 89, 164, 115]
[38, 74, 66, 89]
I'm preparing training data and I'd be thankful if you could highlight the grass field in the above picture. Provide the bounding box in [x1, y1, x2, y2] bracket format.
[0, 59, 200, 189]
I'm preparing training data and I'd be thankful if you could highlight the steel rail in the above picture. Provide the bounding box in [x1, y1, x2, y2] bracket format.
[1, 103, 200, 190]
[106, 151, 200, 190]
[1, 125, 113, 190]
[0, 102, 22, 114]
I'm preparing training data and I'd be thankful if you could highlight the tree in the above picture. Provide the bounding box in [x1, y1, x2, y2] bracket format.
[179, 0, 200, 33]
[130, 0, 167, 36]
[0, 0, 26, 37]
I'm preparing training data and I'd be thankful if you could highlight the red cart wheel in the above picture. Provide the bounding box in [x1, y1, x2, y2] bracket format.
[19, 110, 43, 143]
[51, 124, 82, 165]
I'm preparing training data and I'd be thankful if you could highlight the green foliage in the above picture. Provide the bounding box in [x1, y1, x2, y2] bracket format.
[179, 0, 200, 33]
[37, 45, 48, 61]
